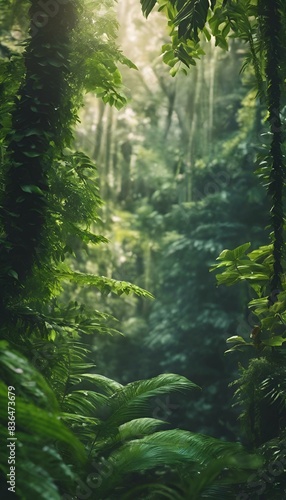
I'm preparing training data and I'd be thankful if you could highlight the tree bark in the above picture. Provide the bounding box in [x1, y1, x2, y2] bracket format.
[0, 0, 76, 298]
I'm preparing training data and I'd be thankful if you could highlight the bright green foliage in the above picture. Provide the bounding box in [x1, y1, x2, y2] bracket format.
[74, 9, 270, 439]
[0, 0, 150, 338]
[0, 336, 261, 498]
[59, 269, 154, 298]
[62, 373, 198, 447]
[73, 0, 136, 109]
[232, 357, 286, 447]
[0, 1, 264, 498]
[0, 341, 85, 499]
[141, 0, 261, 75]
[0, 311, 262, 498]
[141, 0, 286, 292]
[211, 242, 271, 289]
[0, 0, 285, 498]
[98, 430, 262, 498]
[211, 242, 286, 353]
[60, 352, 262, 498]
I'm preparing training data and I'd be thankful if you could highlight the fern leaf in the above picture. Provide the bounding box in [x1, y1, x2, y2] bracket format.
[118, 418, 167, 441]
[69, 373, 123, 395]
[99, 430, 262, 496]
[105, 374, 199, 425]
[63, 390, 109, 417]
[58, 269, 154, 298]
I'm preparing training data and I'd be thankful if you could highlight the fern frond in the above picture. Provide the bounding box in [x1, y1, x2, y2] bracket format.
[98, 373, 199, 430]
[61, 374, 197, 450]
[99, 418, 168, 454]
[68, 373, 123, 395]
[66, 222, 108, 246]
[58, 269, 154, 298]
[63, 390, 109, 417]
[118, 418, 167, 441]
[96, 430, 262, 496]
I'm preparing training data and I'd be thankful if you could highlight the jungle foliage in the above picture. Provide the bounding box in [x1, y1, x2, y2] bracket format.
[138, 0, 286, 497]
[0, 0, 285, 499]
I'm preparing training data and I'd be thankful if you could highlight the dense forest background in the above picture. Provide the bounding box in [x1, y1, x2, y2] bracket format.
[64, 0, 269, 439]
[1, 0, 286, 498]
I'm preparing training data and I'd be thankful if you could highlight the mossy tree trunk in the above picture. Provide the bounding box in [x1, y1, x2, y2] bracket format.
[0, 0, 77, 303]
[259, 0, 285, 296]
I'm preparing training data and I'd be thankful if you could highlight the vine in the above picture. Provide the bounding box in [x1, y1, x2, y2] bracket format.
[0, 0, 77, 297]
[259, 0, 285, 295]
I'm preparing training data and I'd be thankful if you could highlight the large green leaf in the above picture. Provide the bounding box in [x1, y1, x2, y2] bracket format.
[0, 341, 58, 410]
[0, 342, 86, 499]
[98, 430, 263, 495]
[0, 384, 84, 461]
[174, 0, 210, 41]
[102, 373, 199, 428]
[69, 373, 123, 395]
[140, 0, 157, 17]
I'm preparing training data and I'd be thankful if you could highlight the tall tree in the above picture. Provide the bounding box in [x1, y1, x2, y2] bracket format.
[1, 0, 76, 294]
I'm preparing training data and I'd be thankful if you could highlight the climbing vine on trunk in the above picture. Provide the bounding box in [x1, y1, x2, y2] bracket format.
[0, 0, 76, 297]
[259, 0, 284, 295]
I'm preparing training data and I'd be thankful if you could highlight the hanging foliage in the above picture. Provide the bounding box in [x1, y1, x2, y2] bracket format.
[0, 0, 77, 296]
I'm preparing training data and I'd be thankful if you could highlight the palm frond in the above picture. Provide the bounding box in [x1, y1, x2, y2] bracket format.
[63, 390, 109, 417]
[95, 430, 262, 497]
[118, 418, 167, 441]
[68, 373, 123, 395]
[61, 374, 197, 452]
[102, 374, 199, 428]
[116, 429, 261, 467]
[61, 412, 101, 443]
[0, 342, 86, 499]
[97, 418, 168, 454]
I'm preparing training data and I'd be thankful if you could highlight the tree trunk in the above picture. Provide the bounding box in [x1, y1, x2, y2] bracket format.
[0, 0, 76, 300]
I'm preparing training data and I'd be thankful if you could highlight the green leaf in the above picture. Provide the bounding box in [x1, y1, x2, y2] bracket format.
[69, 374, 123, 395]
[226, 336, 247, 344]
[22, 150, 41, 158]
[58, 269, 154, 299]
[104, 430, 263, 492]
[102, 374, 199, 428]
[118, 418, 167, 441]
[174, 0, 209, 42]
[7, 269, 18, 280]
[140, 0, 157, 17]
[215, 248, 235, 261]
[21, 184, 44, 195]
[262, 336, 286, 347]
[163, 49, 176, 65]
[233, 242, 251, 259]
[216, 271, 240, 285]
[215, 34, 228, 50]
[119, 55, 138, 70]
